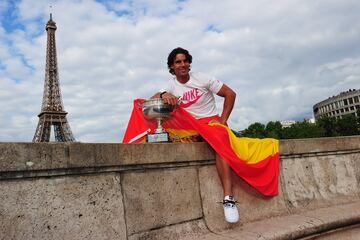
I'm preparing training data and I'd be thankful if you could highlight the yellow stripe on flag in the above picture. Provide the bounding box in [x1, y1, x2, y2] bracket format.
[167, 128, 199, 138]
[210, 123, 279, 164]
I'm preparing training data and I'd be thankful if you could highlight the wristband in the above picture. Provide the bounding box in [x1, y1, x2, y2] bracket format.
[160, 91, 167, 99]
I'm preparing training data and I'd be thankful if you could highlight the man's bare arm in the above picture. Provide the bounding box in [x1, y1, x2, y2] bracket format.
[216, 84, 236, 125]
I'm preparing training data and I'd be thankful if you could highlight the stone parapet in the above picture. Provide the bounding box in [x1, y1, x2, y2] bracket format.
[0, 142, 214, 179]
[0, 136, 360, 239]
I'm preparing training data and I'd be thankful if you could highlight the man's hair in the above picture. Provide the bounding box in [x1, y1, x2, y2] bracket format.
[167, 47, 192, 75]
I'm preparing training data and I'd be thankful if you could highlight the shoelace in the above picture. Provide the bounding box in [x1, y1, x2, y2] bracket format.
[217, 199, 239, 205]
[222, 199, 238, 207]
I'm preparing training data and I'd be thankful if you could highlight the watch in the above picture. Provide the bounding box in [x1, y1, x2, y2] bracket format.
[160, 91, 167, 99]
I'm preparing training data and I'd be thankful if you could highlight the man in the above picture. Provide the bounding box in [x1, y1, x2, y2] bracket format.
[152, 47, 239, 223]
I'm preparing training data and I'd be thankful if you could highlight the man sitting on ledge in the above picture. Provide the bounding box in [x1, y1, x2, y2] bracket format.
[123, 47, 279, 224]
[151, 47, 239, 223]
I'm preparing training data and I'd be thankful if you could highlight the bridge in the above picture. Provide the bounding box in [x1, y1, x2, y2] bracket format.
[0, 136, 359, 239]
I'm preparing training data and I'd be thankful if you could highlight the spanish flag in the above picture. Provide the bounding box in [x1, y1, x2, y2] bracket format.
[123, 99, 279, 196]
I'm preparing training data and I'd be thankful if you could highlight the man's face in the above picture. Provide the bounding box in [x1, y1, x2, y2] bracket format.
[171, 53, 190, 77]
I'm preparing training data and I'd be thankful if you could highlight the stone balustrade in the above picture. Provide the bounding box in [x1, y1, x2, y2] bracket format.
[0, 136, 359, 239]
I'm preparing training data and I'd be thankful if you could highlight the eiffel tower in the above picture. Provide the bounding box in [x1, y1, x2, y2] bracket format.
[33, 14, 75, 142]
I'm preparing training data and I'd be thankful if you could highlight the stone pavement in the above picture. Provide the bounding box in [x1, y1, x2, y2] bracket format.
[181, 201, 360, 240]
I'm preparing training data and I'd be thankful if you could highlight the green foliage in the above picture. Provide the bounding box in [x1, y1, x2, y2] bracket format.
[240, 121, 283, 139]
[316, 116, 338, 137]
[281, 121, 325, 139]
[336, 114, 360, 136]
[265, 121, 283, 139]
[240, 122, 266, 138]
[239, 113, 360, 139]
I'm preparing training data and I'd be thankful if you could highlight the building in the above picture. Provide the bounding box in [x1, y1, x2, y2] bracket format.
[280, 120, 296, 128]
[313, 89, 360, 120]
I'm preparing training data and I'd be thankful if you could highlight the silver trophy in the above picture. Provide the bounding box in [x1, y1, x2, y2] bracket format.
[142, 98, 175, 142]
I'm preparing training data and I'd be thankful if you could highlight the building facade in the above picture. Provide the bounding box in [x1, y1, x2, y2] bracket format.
[313, 89, 360, 120]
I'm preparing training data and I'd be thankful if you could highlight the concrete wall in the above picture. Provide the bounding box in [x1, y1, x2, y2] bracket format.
[0, 136, 360, 239]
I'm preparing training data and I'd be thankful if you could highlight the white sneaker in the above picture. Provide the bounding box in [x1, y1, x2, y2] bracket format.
[223, 195, 239, 223]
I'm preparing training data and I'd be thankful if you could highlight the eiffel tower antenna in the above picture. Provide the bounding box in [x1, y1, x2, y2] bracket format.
[33, 14, 75, 142]
[49, 4, 54, 19]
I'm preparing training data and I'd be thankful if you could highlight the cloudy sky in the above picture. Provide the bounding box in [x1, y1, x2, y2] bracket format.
[1, 0, 360, 143]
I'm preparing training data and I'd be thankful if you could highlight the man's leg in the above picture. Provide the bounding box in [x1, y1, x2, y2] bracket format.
[215, 153, 233, 196]
[215, 153, 239, 223]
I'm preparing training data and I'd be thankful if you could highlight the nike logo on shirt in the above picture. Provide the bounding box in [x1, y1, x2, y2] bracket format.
[180, 88, 204, 108]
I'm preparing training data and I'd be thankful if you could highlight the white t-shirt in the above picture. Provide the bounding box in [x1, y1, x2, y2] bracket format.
[161, 72, 223, 119]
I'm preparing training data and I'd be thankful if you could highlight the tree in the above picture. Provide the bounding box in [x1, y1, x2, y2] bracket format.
[265, 121, 283, 139]
[240, 122, 266, 138]
[238, 112, 360, 140]
[336, 114, 359, 136]
[282, 121, 325, 139]
[316, 116, 338, 137]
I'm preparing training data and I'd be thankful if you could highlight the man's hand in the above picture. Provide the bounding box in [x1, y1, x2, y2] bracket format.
[150, 92, 179, 105]
[162, 92, 179, 105]
[218, 117, 228, 125]
[209, 119, 227, 125]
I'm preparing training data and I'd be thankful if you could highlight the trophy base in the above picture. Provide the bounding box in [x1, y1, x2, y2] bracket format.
[146, 132, 169, 143]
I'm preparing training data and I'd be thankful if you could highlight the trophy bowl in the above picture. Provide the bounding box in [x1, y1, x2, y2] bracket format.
[142, 98, 175, 121]
[142, 98, 175, 142]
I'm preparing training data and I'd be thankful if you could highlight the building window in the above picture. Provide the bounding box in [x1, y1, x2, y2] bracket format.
[349, 98, 353, 104]
[344, 99, 348, 105]
[354, 96, 359, 103]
